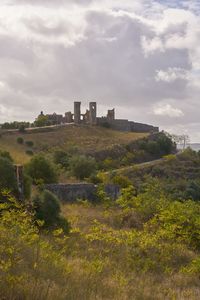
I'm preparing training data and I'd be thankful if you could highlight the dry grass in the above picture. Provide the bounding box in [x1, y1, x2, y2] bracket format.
[60, 203, 200, 300]
[0, 125, 147, 164]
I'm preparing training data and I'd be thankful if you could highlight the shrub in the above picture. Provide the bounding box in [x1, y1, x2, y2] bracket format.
[26, 150, 34, 156]
[53, 150, 70, 169]
[103, 158, 118, 170]
[34, 114, 51, 127]
[33, 190, 70, 233]
[17, 137, 24, 144]
[23, 174, 32, 200]
[19, 124, 26, 133]
[25, 140, 34, 147]
[112, 175, 132, 188]
[25, 154, 58, 184]
[69, 155, 97, 180]
[0, 157, 18, 194]
[0, 198, 70, 299]
[0, 150, 13, 162]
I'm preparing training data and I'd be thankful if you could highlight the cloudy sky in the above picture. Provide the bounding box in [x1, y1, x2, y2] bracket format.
[0, 0, 200, 141]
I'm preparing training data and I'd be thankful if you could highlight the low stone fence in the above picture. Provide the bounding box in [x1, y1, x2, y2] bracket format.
[45, 183, 120, 202]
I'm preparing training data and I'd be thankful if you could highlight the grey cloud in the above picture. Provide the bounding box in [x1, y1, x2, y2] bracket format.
[0, 1, 199, 140]
[7, 0, 93, 7]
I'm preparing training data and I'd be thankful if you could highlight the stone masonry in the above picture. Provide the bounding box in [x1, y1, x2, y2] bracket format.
[38, 101, 159, 133]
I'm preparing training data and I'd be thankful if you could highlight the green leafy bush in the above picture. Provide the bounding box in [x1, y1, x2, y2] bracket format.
[25, 140, 34, 147]
[26, 150, 34, 156]
[0, 150, 13, 162]
[17, 137, 24, 144]
[69, 155, 96, 180]
[0, 196, 70, 299]
[53, 150, 70, 169]
[25, 154, 58, 184]
[0, 157, 18, 194]
[33, 190, 70, 233]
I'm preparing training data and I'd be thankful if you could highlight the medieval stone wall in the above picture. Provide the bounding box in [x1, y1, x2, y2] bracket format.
[130, 122, 159, 133]
[45, 183, 120, 202]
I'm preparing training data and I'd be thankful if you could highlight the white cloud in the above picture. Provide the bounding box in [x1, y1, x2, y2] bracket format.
[141, 36, 164, 57]
[0, 0, 199, 140]
[155, 68, 188, 82]
[153, 103, 184, 118]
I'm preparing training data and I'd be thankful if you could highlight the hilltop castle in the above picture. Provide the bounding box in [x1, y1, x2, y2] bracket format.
[39, 102, 159, 133]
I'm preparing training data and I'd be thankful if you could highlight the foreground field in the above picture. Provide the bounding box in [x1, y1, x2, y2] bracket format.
[0, 125, 147, 164]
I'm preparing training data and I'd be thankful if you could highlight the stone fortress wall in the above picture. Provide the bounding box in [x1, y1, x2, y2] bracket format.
[39, 102, 159, 133]
[45, 183, 120, 202]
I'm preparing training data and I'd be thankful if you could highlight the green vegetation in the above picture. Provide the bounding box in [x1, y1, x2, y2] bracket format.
[69, 155, 97, 180]
[0, 125, 147, 164]
[2, 176, 200, 299]
[25, 140, 34, 147]
[0, 194, 70, 300]
[0, 157, 17, 193]
[33, 190, 70, 233]
[34, 114, 51, 127]
[26, 150, 34, 156]
[17, 136, 24, 144]
[53, 150, 70, 170]
[25, 154, 58, 184]
[1, 121, 30, 130]
[2, 128, 200, 298]
[0, 150, 13, 162]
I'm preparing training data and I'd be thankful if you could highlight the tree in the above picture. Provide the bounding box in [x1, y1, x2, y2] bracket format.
[25, 155, 58, 184]
[34, 114, 50, 127]
[53, 150, 70, 169]
[69, 155, 97, 180]
[157, 133, 175, 155]
[17, 137, 24, 144]
[0, 157, 18, 194]
[166, 133, 190, 150]
[0, 150, 13, 162]
[33, 190, 70, 233]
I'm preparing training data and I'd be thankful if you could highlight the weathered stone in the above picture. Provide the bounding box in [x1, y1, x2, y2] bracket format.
[45, 183, 120, 202]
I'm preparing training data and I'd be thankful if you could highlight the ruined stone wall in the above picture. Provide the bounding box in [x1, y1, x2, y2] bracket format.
[89, 102, 97, 125]
[45, 183, 120, 202]
[110, 119, 132, 131]
[74, 102, 81, 124]
[130, 122, 159, 133]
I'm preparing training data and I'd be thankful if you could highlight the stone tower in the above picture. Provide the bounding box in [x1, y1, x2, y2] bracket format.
[107, 109, 115, 121]
[74, 102, 81, 124]
[89, 102, 97, 125]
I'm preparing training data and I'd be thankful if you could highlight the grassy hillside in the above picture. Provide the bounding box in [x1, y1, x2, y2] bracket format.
[0, 125, 147, 164]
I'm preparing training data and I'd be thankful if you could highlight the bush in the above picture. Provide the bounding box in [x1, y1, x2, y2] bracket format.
[25, 154, 58, 184]
[25, 140, 34, 147]
[17, 137, 24, 144]
[53, 150, 70, 169]
[23, 174, 32, 200]
[112, 175, 132, 188]
[0, 157, 18, 194]
[0, 199, 70, 299]
[69, 155, 97, 180]
[33, 190, 70, 233]
[26, 150, 34, 156]
[19, 124, 26, 133]
[0, 150, 13, 162]
[34, 114, 51, 127]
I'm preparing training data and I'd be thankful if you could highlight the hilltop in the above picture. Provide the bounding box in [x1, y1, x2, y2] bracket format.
[0, 125, 147, 164]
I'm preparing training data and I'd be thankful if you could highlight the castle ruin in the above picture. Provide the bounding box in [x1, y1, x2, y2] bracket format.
[38, 102, 159, 133]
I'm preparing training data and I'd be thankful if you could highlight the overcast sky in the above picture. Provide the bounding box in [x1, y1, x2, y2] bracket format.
[0, 0, 200, 141]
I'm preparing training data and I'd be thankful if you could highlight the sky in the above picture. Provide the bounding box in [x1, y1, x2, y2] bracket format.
[0, 0, 200, 141]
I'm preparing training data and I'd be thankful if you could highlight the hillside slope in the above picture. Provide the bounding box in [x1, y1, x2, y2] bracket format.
[0, 125, 148, 164]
